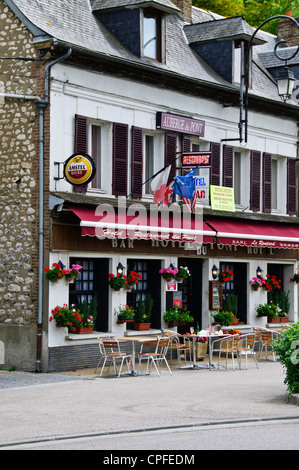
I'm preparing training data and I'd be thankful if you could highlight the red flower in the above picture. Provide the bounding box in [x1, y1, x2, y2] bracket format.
[44, 267, 49, 272]
[108, 273, 114, 279]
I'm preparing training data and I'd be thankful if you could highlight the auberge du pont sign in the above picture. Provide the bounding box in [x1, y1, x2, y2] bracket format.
[156, 112, 205, 136]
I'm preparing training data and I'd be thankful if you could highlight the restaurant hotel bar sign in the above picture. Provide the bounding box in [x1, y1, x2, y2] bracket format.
[64, 153, 96, 186]
[156, 112, 205, 136]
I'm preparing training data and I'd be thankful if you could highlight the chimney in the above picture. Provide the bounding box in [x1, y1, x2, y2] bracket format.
[277, 11, 299, 46]
[171, 0, 192, 23]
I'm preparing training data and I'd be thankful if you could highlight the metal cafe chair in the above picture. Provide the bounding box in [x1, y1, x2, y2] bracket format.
[135, 336, 172, 376]
[238, 333, 259, 369]
[99, 338, 132, 377]
[258, 329, 280, 362]
[211, 334, 241, 370]
[161, 329, 192, 368]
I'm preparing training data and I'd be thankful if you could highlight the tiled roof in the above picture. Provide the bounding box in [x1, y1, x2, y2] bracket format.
[90, 0, 180, 13]
[185, 16, 265, 45]
[9, 0, 283, 102]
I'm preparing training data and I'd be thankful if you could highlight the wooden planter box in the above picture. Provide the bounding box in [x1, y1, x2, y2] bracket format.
[74, 326, 94, 334]
[134, 322, 151, 331]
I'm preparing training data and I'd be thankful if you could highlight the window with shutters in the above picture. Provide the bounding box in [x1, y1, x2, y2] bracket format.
[223, 145, 233, 188]
[210, 142, 221, 186]
[271, 159, 277, 210]
[131, 126, 143, 198]
[234, 151, 241, 205]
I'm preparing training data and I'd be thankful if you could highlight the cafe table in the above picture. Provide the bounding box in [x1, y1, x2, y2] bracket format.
[182, 332, 230, 370]
[117, 336, 157, 376]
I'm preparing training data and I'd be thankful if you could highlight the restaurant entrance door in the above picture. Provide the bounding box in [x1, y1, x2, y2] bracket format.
[177, 258, 203, 329]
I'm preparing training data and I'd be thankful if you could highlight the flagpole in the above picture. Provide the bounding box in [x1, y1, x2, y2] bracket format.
[126, 152, 181, 198]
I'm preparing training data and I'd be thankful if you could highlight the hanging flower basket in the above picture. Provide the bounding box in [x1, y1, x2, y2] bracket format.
[124, 271, 142, 290]
[264, 274, 282, 291]
[108, 273, 126, 290]
[218, 268, 233, 283]
[175, 266, 191, 282]
[290, 273, 299, 283]
[159, 266, 178, 280]
[249, 277, 266, 291]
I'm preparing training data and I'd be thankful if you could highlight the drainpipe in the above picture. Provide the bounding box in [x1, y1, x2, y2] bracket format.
[35, 47, 72, 372]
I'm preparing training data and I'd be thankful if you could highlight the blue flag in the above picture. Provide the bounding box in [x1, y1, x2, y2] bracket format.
[172, 165, 199, 199]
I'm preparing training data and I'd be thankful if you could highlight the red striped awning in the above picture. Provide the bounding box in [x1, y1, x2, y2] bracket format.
[205, 217, 299, 249]
[68, 205, 215, 244]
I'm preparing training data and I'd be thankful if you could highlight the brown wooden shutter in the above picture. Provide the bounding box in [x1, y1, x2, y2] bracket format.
[223, 145, 233, 187]
[182, 136, 191, 153]
[210, 142, 221, 186]
[74, 114, 88, 153]
[165, 133, 177, 185]
[112, 122, 128, 196]
[263, 152, 272, 213]
[287, 158, 297, 215]
[250, 150, 261, 211]
[74, 114, 88, 193]
[131, 126, 143, 198]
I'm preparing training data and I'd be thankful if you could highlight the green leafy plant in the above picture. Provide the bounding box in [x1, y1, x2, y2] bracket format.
[218, 268, 233, 283]
[223, 293, 238, 317]
[117, 304, 135, 320]
[268, 290, 290, 315]
[290, 273, 299, 283]
[125, 271, 142, 287]
[175, 266, 190, 280]
[134, 298, 151, 323]
[50, 304, 83, 332]
[78, 294, 97, 326]
[256, 302, 282, 318]
[211, 310, 235, 326]
[108, 273, 126, 289]
[163, 307, 194, 324]
[44, 262, 65, 282]
[272, 323, 299, 394]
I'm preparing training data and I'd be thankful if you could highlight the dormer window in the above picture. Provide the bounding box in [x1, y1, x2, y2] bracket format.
[142, 8, 163, 62]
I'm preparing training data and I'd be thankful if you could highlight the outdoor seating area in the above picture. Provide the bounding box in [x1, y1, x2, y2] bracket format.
[95, 326, 284, 378]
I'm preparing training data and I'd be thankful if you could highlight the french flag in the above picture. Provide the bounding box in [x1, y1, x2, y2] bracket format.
[150, 166, 171, 205]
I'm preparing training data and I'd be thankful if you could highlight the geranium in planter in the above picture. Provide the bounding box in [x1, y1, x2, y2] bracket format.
[44, 262, 65, 282]
[117, 304, 135, 323]
[64, 264, 83, 282]
[264, 274, 282, 291]
[125, 271, 141, 290]
[249, 277, 266, 290]
[218, 268, 233, 283]
[108, 273, 126, 290]
[290, 273, 299, 283]
[256, 301, 282, 322]
[175, 266, 190, 282]
[159, 266, 178, 281]
[50, 304, 82, 333]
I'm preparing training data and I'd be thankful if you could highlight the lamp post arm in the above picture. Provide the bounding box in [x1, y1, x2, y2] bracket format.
[244, 15, 299, 143]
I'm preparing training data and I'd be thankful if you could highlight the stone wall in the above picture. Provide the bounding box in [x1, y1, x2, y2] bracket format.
[0, 1, 42, 370]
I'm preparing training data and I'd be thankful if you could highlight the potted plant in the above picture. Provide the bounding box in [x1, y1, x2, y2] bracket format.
[256, 301, 282, 323]
[125, 271, 142, 291]
[64, 264, 83, 283]
[290, 273, 299, 283]
[108, 273, 126, 290]
[268, 290, 290, 322]
[76, 296, 97, 333]
[211, 310, 236, 326]
[218, 268, 233, 283]
[44, 262, 65, 282]
[162, 307, 194, 327]
[264, 274, 282, 291]
[159, 266, 178, 281]
[249, 276, 266, 290]
[134, 297, 151, 330]
[175, 266, 190, 282]
[117, 304, 135, 323]
[185, 334, 208, 360]
[49, 304, 85, 333]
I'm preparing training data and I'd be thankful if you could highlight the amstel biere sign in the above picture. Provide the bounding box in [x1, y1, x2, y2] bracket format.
[64, 153, 96, 186]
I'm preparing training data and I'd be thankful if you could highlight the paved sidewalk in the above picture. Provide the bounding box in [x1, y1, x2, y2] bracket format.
[0, 358, 298, 447]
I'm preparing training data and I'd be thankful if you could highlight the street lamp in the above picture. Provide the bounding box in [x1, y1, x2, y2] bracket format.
[243, 15, 299, 143]
[222, 15, 299, 144]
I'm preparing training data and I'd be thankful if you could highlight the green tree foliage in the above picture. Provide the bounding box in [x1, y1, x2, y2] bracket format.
[193, 0, 299, 34]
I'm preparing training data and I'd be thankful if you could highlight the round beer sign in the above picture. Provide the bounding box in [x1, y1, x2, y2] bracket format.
[64, 153, 96, 186]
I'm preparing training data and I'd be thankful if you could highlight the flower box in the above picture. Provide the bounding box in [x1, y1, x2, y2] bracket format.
[74, 326, 94, 334]
[267, 316, 280, 323]
[279, 316, 289, 323]
[134, 322, 151, 331]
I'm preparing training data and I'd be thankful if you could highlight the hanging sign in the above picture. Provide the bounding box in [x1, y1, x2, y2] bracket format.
[182, 152, 211, 166]
[64, 153, 96, 186]
[166, 279, 177, 291]
[156, 112, 205, 136]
